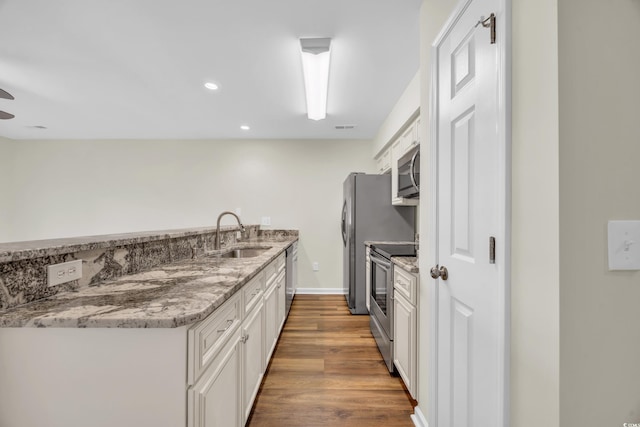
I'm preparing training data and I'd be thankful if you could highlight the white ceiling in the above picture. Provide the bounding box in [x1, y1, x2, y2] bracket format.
[0, 0, 422, 140]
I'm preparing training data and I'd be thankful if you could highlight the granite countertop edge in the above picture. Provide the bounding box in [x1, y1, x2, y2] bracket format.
[0, 226, 250, 263]
[392, 256, 419, 273]
[0, 237, 298, 329]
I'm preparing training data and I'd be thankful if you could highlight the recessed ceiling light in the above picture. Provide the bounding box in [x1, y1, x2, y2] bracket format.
[204, 82, 219, 91]
[240, 125, 250, 131]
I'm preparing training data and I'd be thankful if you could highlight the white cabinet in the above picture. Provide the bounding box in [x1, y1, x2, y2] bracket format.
[264, 254, 285, 366]
[393, 265, 418, 399]
[188, 256, 286, 427]
[188, 327, 242, 427]
[375, 148, 391, 174]
[242, 298, 264, 423]
[276, 270, 286, 333]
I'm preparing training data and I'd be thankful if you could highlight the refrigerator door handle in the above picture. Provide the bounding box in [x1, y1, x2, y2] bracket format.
[341, 200, 347, 246]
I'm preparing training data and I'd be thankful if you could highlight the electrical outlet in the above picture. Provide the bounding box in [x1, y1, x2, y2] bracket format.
[261, 216, 271, 226]
[235, 207, 242, 216]
[47, 259, 83, 287]
[312, 262, 320, 271]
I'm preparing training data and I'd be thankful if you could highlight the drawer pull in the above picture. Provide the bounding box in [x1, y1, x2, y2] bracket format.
[216, 319, 234, 333]
[241, 333, 250, 344]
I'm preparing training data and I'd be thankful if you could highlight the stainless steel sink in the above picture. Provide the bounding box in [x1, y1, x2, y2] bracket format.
[217, 247, 271, 258]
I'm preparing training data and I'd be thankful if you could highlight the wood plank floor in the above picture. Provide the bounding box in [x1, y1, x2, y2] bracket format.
[247, 295, 417, 427]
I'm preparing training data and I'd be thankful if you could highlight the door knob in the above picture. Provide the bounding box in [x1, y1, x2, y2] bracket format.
[430, 265, 449, 280]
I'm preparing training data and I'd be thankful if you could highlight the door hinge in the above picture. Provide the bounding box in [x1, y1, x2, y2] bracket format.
[476, 13, 496, 44]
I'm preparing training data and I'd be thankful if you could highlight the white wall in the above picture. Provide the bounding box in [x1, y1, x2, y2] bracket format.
[511, 0, 560, 426]
[372, 72, 421, 157]
[0, 137, 15, 238]
[559, 1, 640, 425]
[2, 139, 375, 291]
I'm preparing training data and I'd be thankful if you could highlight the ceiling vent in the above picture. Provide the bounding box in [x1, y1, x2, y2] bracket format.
[335, 124, 357, 130]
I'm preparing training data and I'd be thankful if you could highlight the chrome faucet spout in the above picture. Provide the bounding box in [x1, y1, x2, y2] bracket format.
[215, 211, 245, 250]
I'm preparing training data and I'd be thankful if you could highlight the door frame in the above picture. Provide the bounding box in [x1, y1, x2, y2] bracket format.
[427, 0, 511, 425]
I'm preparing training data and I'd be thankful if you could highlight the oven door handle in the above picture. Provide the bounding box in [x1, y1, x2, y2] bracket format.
[370, 252, 392, 269]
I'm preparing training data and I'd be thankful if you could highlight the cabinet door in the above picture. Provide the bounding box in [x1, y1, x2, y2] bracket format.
[277, 272, 286, 333]
[263, 283, 278, 366]
[188, 328, 242, 427]
[393, 292, 417, 399]
[242, 301, 264, 423]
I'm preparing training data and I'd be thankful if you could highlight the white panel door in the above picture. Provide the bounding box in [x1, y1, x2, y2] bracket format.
[432, 0, 508, 425]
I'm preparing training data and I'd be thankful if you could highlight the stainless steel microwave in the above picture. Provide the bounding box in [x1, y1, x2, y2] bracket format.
[397, 145, 419, 199]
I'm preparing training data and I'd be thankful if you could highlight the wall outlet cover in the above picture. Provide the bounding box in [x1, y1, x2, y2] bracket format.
[261, 216, 271, 226]
[608, 220, 640, 270]
[47, 259, 83, 287]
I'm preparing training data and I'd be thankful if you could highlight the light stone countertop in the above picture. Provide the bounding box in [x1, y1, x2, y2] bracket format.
[392, 256, 419, 273]
[0, 237, 297, 329]
[364, 241, 419, 273]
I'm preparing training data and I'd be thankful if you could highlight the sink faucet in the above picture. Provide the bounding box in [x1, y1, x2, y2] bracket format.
[215, 211, 246, 250]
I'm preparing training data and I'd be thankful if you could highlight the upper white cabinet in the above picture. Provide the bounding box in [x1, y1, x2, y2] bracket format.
[375, 148, 391, 174]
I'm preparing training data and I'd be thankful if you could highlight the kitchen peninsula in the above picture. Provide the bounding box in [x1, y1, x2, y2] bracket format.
[0, 225, 298, 427]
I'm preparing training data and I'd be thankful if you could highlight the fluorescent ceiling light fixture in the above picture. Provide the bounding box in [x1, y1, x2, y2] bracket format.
[300, 37, 331, 121]
[204, 82, 219, 90]
[240, 125, 250, 130]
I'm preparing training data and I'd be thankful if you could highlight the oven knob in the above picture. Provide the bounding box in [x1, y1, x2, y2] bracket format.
[430, 265, 449, 281]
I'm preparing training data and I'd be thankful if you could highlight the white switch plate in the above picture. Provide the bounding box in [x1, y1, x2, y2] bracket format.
[312, 262, 320, 271]
[47, 259, 83, 287]
[261, 216, 271, 226]
[608, 221, 640, 270]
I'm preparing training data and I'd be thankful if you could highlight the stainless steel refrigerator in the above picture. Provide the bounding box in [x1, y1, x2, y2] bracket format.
[341, 173, 415, 314]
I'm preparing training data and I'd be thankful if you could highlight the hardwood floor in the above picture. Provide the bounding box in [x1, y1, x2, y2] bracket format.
[247, 295, 417, 427]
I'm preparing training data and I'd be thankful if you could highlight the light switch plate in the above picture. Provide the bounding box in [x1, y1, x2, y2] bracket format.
[608, 221, 640, 270]
[47, 259, 83, 287]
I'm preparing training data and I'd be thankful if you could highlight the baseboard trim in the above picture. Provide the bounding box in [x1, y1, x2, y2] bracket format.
[295, 288, 346, 295]
[411, 406, 428, 427]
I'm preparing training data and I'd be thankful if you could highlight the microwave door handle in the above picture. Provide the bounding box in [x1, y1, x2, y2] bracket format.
[409, 150, 420, 192]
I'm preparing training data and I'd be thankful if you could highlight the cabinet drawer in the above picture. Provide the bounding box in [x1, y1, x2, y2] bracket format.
[276, 253, 285, 273]
[394, 266, 418, 305]
[244, 273, 264, 315]
[188, 292, 241, 385]
[264, 260, 278, 288]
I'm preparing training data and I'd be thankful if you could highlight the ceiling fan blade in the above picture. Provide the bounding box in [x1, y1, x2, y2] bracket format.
[0, 111, 15, 119]
[0, 89, 14, 100]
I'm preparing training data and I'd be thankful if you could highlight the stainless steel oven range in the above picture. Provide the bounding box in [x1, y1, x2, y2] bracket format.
[369, 243, 417, 373]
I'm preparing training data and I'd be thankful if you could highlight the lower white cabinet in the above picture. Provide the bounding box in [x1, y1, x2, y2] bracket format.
[393, 265, 418, 399]
[188, 327, 242, 427]
[242, 299, 264, 423]
[264, 254, 285, 366]
[188, 255, 287, 427]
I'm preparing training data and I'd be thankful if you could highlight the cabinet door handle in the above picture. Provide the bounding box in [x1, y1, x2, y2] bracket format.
[241, 333, 250, 343]
[216, 319, 234, 333]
